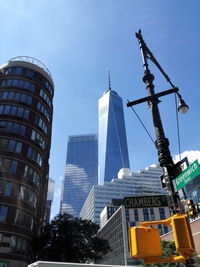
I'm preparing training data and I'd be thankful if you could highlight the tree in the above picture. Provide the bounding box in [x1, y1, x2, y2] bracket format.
[32, 213, 111, 263]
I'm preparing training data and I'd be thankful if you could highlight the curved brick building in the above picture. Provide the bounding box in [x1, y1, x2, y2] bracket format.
[0, 56, 54, 267]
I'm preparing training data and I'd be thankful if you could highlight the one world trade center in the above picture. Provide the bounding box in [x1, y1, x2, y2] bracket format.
[98, 84, 130, 185]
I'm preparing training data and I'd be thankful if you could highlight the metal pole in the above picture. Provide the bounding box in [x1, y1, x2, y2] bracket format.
[135, 30, 179, 214]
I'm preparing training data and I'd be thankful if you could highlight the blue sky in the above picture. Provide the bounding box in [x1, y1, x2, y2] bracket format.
[0, 0, 199, 218]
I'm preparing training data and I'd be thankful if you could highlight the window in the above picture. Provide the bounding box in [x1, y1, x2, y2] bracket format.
[7, 79, 12, 86]
[2, 67, 53, 95]
[159, 208, 166, 220]
[35, 116, 48, 135]
[27, 146, 43, 166]
[15, 67, 23, 74]
[125, 209, 130, 220]
[0, 138, 22, 153]
[44, 80, 53, 96]
[0, 105, 30, 120]
[10, 235, 29, 254]
[0, 78, 35, 92]
[134, 209, 139, 221]
[23, 165, 40, 185]
[150, 208, 155, 220]
[26, 69, 34, 78]
[164, 226, 169, 234]
[157, 224, 163, 236]
[130, 221, 136, 227]
[17, 107, 23, 117]
[0, 206, 8, 221]
[19, 186, 37, 207]
[143, 208, 150, 221]
[14, 209, 33, 230]
[37, 101, 50, 120]
[39, 89, 52, 108]
[0, 91, 33, 105]
[0, 158, 18, 175]
[0, 180, 13, 196]
[13, 80, 18, 86]
[31, 129, 45, 149]
[4, 105, 11, 114]
[10, 106, 16, 115]
[10, 160, 18, 173]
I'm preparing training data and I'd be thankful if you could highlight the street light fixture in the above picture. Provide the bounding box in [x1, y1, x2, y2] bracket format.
[127, 29, 189, 214]
[177, 93, 189, 114]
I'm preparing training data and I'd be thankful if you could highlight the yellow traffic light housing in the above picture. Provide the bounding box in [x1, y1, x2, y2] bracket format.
[171, 213, 195, 256]
[128, 213, 195, 264]
[187, 199, 197, 218]
[129, 226, 162, 258]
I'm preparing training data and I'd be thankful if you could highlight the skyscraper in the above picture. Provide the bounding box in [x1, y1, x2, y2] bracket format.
[98, 88, 130, 185]
[0, 56, 54, 267]
[60, 134, 98, 217]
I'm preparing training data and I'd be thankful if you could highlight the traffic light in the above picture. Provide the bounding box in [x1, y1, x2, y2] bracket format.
[187, 199, 197, 218]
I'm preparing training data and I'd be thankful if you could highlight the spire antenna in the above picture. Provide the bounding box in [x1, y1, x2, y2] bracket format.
[108, 69, 112, 90]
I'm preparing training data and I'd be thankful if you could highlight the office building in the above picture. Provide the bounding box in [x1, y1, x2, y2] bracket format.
[80, 165, 166, 225]
[0, 56, 54, 267]
[60, 134, 98, 217]
[98, 88, 130, 185]
[96, 205, 170, 266]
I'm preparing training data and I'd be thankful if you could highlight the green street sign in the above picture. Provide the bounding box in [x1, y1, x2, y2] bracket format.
[124, 195, 169, 209]
[175, 159, 200, 191]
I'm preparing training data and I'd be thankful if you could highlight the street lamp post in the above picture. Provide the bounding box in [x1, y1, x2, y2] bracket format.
[127, 30, 188, 214]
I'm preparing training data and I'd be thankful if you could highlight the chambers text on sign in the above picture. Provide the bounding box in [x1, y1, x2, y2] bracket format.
[124, 195, 168, 209]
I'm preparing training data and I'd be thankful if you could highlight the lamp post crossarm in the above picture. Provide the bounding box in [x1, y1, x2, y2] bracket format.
[127, 87, 179, 107]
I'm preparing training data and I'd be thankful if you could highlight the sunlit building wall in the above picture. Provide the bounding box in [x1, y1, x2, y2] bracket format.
[80, 165, 166, 225]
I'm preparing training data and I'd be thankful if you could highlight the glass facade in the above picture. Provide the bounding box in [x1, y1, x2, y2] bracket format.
[0, 57, 54, 267]
[60, 134, 98, 217]
[80, 165, 166, 225]
[98, 89, 130, 185]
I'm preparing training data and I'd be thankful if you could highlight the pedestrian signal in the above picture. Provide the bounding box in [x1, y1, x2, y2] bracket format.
[129, 226, 162, 258]
[171, 214, 195, 256]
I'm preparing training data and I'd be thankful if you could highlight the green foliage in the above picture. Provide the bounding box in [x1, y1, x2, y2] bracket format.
[32, 213, 111, 263]
[143, 240, 181, 267]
